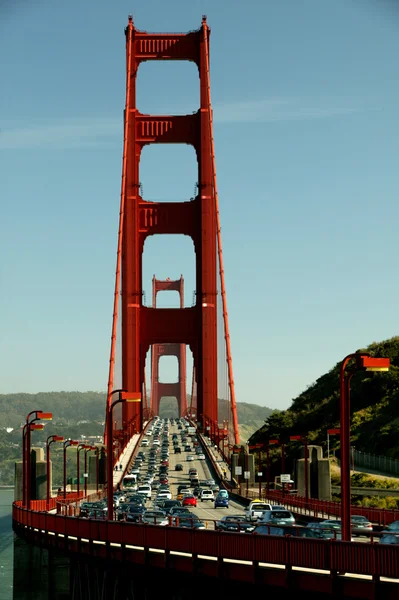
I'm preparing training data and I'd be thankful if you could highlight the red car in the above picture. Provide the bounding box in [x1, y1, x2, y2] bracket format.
[161, 460, 169, 467]
[182, 495, 197, 507]
[159, 476, 169, 484]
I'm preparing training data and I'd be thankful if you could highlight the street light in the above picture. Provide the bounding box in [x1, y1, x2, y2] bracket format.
[339, 353, 390, 541]
[23, 410, 53, 508]
[63, 439, 79, 500]
[290, 435, 309, 505]
[83, 446, 97, 497]
[77, 444, 91, 498]
[268, 439, 285, 494]
[46, 435, 64, 510]
[249, 443, 263, 497]
[106, 389, 141, 520]
[327, 428, 340, 459]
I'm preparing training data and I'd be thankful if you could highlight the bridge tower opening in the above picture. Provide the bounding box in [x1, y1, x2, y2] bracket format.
[150, 276, 187, 417]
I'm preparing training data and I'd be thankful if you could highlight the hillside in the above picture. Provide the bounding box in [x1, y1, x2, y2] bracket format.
[0, 392, 273, 484]
[249, 336, 399, 459]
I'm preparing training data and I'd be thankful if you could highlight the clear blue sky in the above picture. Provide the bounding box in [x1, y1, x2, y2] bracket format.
[1, 0, 399, 411]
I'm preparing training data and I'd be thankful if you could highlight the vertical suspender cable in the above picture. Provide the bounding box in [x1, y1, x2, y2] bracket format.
[203, 26, 240, 445]
[105, 17, 134, 441]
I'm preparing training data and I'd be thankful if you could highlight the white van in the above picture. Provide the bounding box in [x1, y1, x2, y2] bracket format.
[244, 501, 272, 522]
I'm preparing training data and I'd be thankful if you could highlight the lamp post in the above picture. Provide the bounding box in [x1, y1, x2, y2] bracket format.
[77, 444, 90, 498]
[268, 439, 285, 494]
[290, 435, 309, 505]
[46, 435, 64, 510]
[23, 411, 53, 508]
[339, 353, 390, 541]
[63, 439, 79, 500]
[249, 444, 263, 497]
[83, 446, 96, 497]
[327, 428, 340, 459]
[107, 389, 141, 520]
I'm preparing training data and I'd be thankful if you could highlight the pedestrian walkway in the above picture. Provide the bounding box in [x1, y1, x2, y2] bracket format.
[201, 435, 231, 483]
[113, 432, 142, 489]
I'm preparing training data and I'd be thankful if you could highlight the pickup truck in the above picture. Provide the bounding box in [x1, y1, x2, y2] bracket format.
[244, 501, 272, 521]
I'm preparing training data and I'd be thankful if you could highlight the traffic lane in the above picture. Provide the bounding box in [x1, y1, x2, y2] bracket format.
[167, 434, 246, 526]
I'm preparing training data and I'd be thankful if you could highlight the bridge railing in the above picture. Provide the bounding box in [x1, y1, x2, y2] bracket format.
[198, 427, 399, 527]
[12, 503, 399, 581]
[249, 490, 399, 527]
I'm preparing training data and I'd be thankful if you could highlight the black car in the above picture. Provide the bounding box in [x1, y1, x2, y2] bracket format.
[125, 506, 146, 523]
[215, 516, 254, 533]
[175, 463, 183, 471]
[157, 500, 182, 511]
[174, 447, 182, 454]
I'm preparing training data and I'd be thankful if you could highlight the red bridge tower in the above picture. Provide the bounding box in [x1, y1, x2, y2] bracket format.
[118, 16, 218, 433]
[150, 276, 187, 417]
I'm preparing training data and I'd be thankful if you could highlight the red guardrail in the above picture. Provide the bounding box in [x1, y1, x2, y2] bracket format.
[12, 503, 399, 580]
[262, 490, 399, 526]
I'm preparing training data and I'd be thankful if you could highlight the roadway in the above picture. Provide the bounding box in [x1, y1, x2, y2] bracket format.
[135, 420, 246, 527]
[126, 418, 376, 541]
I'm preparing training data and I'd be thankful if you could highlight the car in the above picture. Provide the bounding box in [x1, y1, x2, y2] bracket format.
[174, 447, 182, 453]
[182, 495, 197, 507]
[187, 455, 195, 462]
[379, 534, 399, 545]
[157, 500, 182, 512]
[350, 515, 373, 536]
[156, 491, 172, 500]
[258, 510, 295, 527]
[169, 506, 191, 517]
[244, 501, 272, 522]
[142, 510, 169, 526]
[197, 454, 206, 460]
[271, 505, 286, 511]
[137, 484, 152, 499]
[252, 525, 323, 538]
[306, 523, 344, 540]
[217, 489, 229, 499]
[177, 489, 191, 501]
[214, 495, 229, 508]
[184, 445, 191, 452]
[125, 505, 146, 523]
[175, 463, 183, 471]
[200, 489, 214, 502]
[159, 477, 169, 484]
[205, 479, 215, 486]
[188, 468, 198, 476]
[215, 515, 254, 533]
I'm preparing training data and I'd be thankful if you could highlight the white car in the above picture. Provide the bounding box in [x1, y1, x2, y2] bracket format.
[187, 455, 195, 462]
[156, 491, 172, 501]
[142, 510, 169, 526]
[197, 454, 206, 460]
[137, 484, 152, 499]
[141, 439, 149, 446]
[153, 439, 160, 446]
[200, 489, 214, 501]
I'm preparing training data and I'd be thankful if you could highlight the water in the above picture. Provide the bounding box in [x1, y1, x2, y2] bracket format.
[0, 490, 14, 600]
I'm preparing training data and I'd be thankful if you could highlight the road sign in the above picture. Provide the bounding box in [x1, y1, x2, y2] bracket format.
[235, 466, 242, 476]
[257, 472, 263, 477]
[280, 474, 291, 483]
[244, 471, 250, 479]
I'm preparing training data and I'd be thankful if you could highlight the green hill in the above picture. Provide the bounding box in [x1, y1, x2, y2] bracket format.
[0, 392, 273, 484]
[249, 336, 399, 459]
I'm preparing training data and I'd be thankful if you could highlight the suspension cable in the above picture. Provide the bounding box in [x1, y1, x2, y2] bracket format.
[203, 25, 240, 445]
[106, 17, 134, 424]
